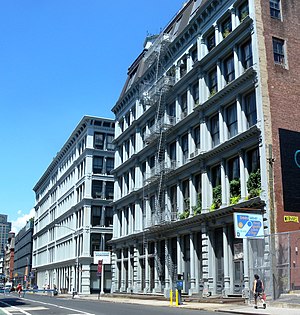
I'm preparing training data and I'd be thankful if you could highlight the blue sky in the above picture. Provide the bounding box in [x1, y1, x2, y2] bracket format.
[0, 0, 185, 231]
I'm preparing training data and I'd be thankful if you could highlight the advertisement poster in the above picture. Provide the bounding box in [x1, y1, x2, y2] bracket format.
[233, 213, 264, 238]
[279, 128, 300, 213]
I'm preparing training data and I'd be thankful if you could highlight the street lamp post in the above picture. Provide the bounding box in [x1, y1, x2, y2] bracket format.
[54, 224, 79, 295]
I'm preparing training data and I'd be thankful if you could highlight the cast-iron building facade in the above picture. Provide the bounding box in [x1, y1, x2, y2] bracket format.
[33, 116, 115, 294]
[111, 0, 300, 298]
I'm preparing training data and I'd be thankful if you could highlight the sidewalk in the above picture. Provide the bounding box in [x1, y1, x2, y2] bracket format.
[72, 293, 300, 315]
[22, 290, 300, 315]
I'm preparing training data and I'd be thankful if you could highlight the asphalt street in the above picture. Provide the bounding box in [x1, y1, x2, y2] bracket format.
[0, 294, 218, 315]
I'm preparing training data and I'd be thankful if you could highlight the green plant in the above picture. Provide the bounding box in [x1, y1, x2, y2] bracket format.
[230, 196, 240, 205]
[247, 169, 261, 198]
[230, 178, 241, 204]
[179, 209, 190, 220]
[211, 184, 222, 210]
[192, 193, 202, 216]
[240, 10, 249, 21]
[223, 29, 231, 38]
[209, 89, 217, 99]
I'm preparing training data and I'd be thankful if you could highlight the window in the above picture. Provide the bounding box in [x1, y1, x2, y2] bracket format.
[272, 37, 285, 65]
[208, 68, 218, 95]
[224, 54, 235, 84]
[211, 114, 220, 147]
[167, 101, 176, 117]
[207, 31, 215, 52]
[244, 91, 257, 127]
[106, 158, 114, 174]
[181, 134, 189, 163]
[228, 156, 240, 181]
[92, 180, 103, 199]
[238, 1, 249, 21]
[211, 165, 221, 188]
[105, 182, 114, 200]
[182, 179, 190, 209]
[270, 0, 281, 19]
[221, 16, 232, 38]
[149, 155, 155, 171]
[169, 141, 176, 162]
[91, 206, 102, 226]
[193, 126, 200, 150]
[93, 156, 103, 174]
[226, 103, 238, 138]
[247, 148, 260, 173]
[105, 207, 113, 226]
[179, 57, 187, 78]
[241, 40, 253, 69]
[192, 81, 199, 106]
[106, 134, 114, 151]
[180, 92, 188, 117]
[191, 47, 198, 64]
[94, 133, 105, 149]
[170, 185, 177, 213]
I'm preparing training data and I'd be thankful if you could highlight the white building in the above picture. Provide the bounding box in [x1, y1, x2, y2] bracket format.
[110, 0, 285, 298]
[32, 116, 115, 294]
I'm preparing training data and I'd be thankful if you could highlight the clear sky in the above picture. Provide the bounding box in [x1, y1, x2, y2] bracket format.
[0, 0, 185, 232]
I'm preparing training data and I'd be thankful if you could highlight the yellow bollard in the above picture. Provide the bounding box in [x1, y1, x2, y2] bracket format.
[175, 289, 179, 306]
[170, 289, 173, 306]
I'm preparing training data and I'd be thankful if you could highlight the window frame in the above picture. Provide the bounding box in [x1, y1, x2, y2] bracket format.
[270, 0, 281, 19]
[226, 103, 238, 139]
[272, 37, 286, 66]
[211, 114, 220, 147]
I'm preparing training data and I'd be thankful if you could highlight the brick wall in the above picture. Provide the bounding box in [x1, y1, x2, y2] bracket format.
[260, 0, 300, 232]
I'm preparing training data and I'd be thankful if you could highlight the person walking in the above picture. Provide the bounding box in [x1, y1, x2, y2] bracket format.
[252, 274, 266, 309]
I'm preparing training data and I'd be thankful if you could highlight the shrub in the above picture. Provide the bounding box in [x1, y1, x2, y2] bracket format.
[211, 184, 222, 210]
[247, 169, 261, 198]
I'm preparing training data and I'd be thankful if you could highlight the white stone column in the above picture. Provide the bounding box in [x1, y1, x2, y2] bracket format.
[243, 238, 250, 298]
[164, 239, 171, 294]
[177, 181, 183, 214]
[214, 23, 220, 46]
[219, 109, 225, 144]
[120, 249, 125, 291]
[177, 236, 183, 277]
[144, 243, 150, 292]
[233, 44, 240, 79]
[127, 247, 132, 293]
[153, 241, 161, 292]
[221, 160, 227, 207]
[231, 7, 237, 30]
[201, 224, 209, 297]
[239, 150, 247, 200]
[190, 175, 197, 216]
[201, 167, 209, 213]
[208, 230, 216, 295]
[189, 233, 196, 294]
[223, 226, 230, 297]
[217, 59, 223, 91]
[134, 245, 141, 292]
[199, 35, 205, 59]
[236, 94, 243, 134]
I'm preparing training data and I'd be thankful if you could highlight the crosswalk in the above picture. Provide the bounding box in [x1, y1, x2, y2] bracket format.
[0, 299, 94, 315]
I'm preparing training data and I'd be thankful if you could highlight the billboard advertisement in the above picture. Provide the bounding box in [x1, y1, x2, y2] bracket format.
[279, 128, 300, 213]
[233, 212, 264, 238]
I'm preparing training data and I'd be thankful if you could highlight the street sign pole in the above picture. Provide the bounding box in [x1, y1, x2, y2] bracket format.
[97, 260, 103, 300]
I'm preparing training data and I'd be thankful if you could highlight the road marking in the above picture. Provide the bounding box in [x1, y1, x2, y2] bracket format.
[21, 297, 95, 315]
[0, 301, 31, 315]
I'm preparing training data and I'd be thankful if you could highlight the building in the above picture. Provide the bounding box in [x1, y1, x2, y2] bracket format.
[111, 0, 300, 299]
[4, 231, 15, 284]
[32, 116, 115, 294]
[14, 220, 34, 287]
[0, 214, 12, 259]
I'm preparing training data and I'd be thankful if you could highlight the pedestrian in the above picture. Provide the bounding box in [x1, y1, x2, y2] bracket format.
[16, 283, 23, 297]
[252, 274, 266, 309]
